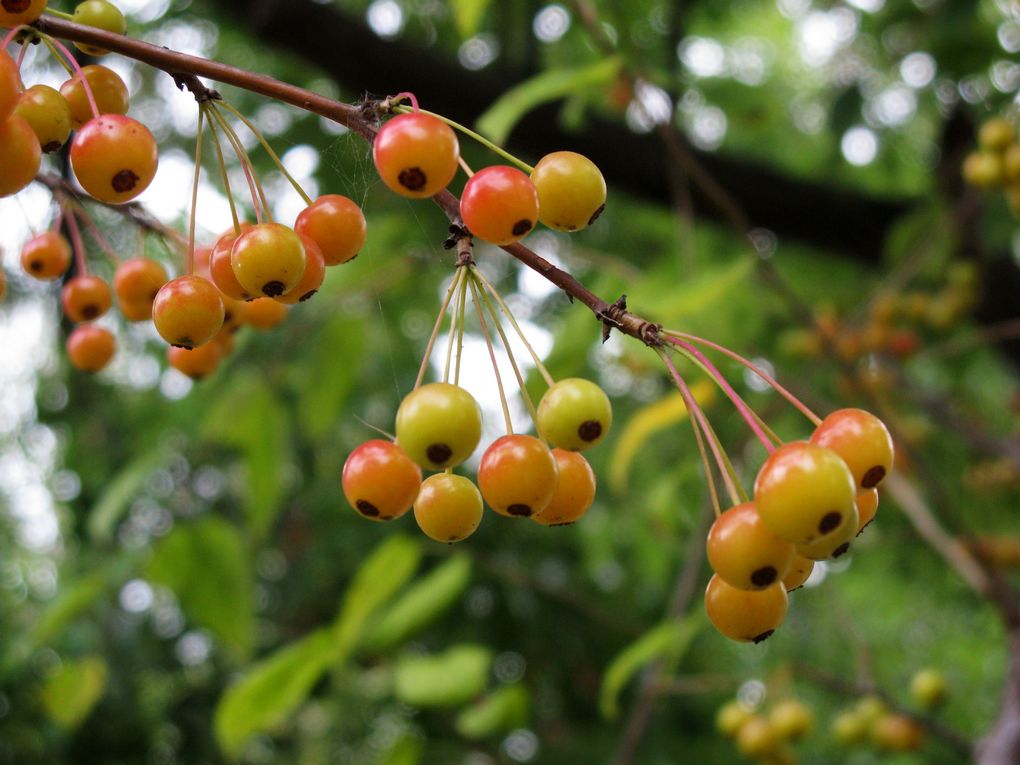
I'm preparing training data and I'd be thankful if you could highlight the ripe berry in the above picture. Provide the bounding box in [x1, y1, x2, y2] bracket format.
[218, 293, 247, 334]
[0, 115, 41, 198]
[781, 555, 814, 592]
[276, 235, 325, 304]
[478, 434, 559, 518]
[70, 115, 158, 204]
[978, 118, 1015, 153]
[395, 382, 482, 470]
[530, 151, 607, 232]
[531, 449, 596, 526]
[66, 324, 116, 372]
[795, 499, 859, 561]
[151, 274, 224, 348]
[460, 165, 540, 246]
[244, 296, 288, 330]
[753, 441, 857, 546]
[413, 473, 484, 542]
[810, 408, 894, 489]
[0, 0, 47, 26]
[536, 378, 612, 451]
[209, 225, 254, 301]
[294, 194, 367, 266]
[707, 502, 795, 590]
[910, 668, 948, 709]
[342, 439, 422, 521]
[20, 231, 71, 280]
[167, 342, 222, 380]
[113, 256, 168, 308]
[373, 112, 459, 198]
[871, 713, 924, 751]
[705, 574, 788, 643]
[15, 85, 72, 153]
[72, 0, 127, 56]
[60, 65, 129, 129]
[61, 274, 113, 322]
[769, 699, 814, 741]
[0, 51, 20, 122]
[855, 488, 878, 534]
[230, 223, 306, 298]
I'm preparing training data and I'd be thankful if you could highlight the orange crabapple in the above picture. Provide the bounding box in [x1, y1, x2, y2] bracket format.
[60, 65, 129, 129]
[795, 498, 859, 561]
[61, 274, 113, 322]
[735, 716, 780, 758]
[0, 50, 20, 122]
[0, 115, 41, 198]
[294, 194, 367, 266]
[810, 408, 894, 490]
[0, 0, 47, 27]
[530, 151, 607, 232]
[66, 324, 116, 372]
[871, 713, 925, 751]
[276, 235, 325, 304]
[342, 439, 422, 521]
[477, 434, 559, 518]
[753, 440, 857, 546]
[15, 84, 72, 153]
[855, 488, 878, 534]
[395, 382, 482, 470]
[218, 293, 247, 333]
[167, 341, 223, 380]
[413, 473, 484, 543]
[209, 224, 254, 301]
[229, 223, 305, 298]
[70, 114, 158, 204]
[707, 502, 796, 590]
[704, 574, 788, 643]
[372, 111, 460, 199]
[460, 165, 540, 246]
[113, 256, 168, 307]
[531, 449, 596, 526]
[536, 377, 612, 452]
[244, 296, 288, 330]
[20, 231, 71, 280]
[151, 274, 224, 349]
[781, 555, 814, 592]
[71, 0, 127, 56]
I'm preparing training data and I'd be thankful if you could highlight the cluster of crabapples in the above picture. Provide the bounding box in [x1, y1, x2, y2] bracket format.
[962, 116, 1020, 214]
[342, 378, 611, 542]
[704, 407, 894, 643]
[716, 696, 814, 764]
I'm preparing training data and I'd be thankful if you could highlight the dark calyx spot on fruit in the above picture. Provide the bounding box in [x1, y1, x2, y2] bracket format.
[81, 304, 100, 320]
[856, 520, 874, 537]
[298, 290, 317, 302]
[588, 204, 606, 226]
[2, 0, 30, 11]
[752, 630, 774, 644]
[750, 566, 777, 587]
[832, 542, 850, 558]
[398, 167, 427, 191]
[171, 338, 194, 349]
[862, 465, 886, 488]
[426, 443, 452, 465]
[42, 141, 63, 154]
[224, 309, 234, 323]
[507, 503, 532, 517]
[787, 585, 804, 593]
[550, 521, 575, 527]
[512, 219, 533, 236]
[578, 420, 602, 442]
[29, 260, 43, 272]
[356, 500, 379, 517]
[261, 280, 286, 297]
[447, 535, 460, 542]
[111, 169, 140, 192]
[818, 511, 842, 534]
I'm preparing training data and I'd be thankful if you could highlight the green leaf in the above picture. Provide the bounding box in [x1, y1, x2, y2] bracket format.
[394, 644, 492, 708]
[378, 735, 423, 765]
[29, 573, 107, 649]
[214, 628, 333, 758]
[450, 0, 490, 39]
[362, 553, 472, 653]
[454, 684, 530, 739]
[599, 615, 702, 720]
[477, 57, 622, 146]
[88, 445, 171, 542]
[40, 655, 108, 730]
[149, 516, 254, 660]
[627, 257, 754, 325]
[295, 313, 366, 440]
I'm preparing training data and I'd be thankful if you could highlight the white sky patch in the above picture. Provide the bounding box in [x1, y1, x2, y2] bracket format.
[846, 0, 885, 12]
[841, 126, 879, 166]
[870, 84, 917, 127]
[459, 35, 500, 71]
[626, 80, 672, 133]
[900, 51, 936, 88]
[679, 37, 727, 78]
[797, 9, 858, 67]
[534, 4, 571, 43]
[688, 105, 727, 150]
[367, 0, 404, 39]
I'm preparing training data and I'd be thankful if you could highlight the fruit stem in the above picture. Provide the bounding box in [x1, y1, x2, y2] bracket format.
[186, 106, 205, 276]
[217, 100, 314, 207]
[1, 25, 27, 49]
[442, 268, 467, 384]
[392, 105, 535, 174]
[469, 275, 514, 434]
[43, 9, 75, 20]
[390, 91, 419, 112]
[414, 267, 465, 389]
[44, 35, 100, 119]
[62, 203, 89, 276]
[207, 104, 269, 224]
[70, 203, 120, 264]
[453, 269, 468, 386]
[203, 105, 242, 234]
[471, 268, 541, 426]
[664, 334, 776, 454]
[665, 330, 823, 427]
[470, 265, 556, 387]
[38, 36, 73, 76]
[659, 348, 745, 509]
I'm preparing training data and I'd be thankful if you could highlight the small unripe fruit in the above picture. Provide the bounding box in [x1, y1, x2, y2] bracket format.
[769, 699, 813, 741]
[230, 223, 306, 298]
[531, 151, 607, 232]
[72, 0, 127, 56]
[60, 65, 129, 128]
[736, 716, 779, 757]
[910, 668, 948, 709]
[395, 382, 482, 470]
[978, 118, 1016, 153]
[536, 378, 612, 451]
[413, 473, 483, 542]
[962, 151, 1004, 188]
[15, 85, 73, 153]
[716, 701, 752, 738]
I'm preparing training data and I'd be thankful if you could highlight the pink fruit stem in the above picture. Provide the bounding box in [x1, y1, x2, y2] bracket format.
[44, 36, 100, 120]
[667, 330, 822, 427]
[72, 204, 121, 264]
[1, 26, 24, 49]
[63, 204, 89, 276]
[392, 91, 419, 112]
